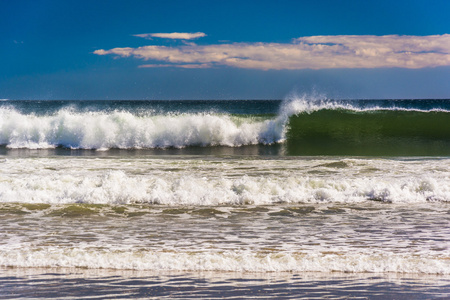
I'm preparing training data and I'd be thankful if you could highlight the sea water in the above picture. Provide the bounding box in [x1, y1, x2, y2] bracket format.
[0, 97, 449, 298]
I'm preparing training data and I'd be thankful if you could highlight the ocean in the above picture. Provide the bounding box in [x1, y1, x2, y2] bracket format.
[0, 97, 449, 298]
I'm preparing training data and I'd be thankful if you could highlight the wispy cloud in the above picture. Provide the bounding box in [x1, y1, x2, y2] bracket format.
[133, 32, 206, 40]
[138, 63, 211, 69]
[94, 34, 450, 70]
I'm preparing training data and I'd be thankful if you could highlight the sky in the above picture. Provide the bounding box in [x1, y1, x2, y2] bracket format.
[1, 0, 450, 100]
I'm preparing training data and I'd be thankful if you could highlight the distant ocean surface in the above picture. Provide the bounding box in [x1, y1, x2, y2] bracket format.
[1, 97, 449, 298]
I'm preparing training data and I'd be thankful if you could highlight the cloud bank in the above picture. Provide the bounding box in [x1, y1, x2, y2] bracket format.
[133, 32, 206, 40]
[94, 34, 450, 70]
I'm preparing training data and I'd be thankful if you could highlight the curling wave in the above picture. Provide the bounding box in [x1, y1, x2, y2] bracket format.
[1, 97, 449, 155]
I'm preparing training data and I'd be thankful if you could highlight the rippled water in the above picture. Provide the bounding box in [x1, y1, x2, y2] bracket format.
[1, 268, 449, 299]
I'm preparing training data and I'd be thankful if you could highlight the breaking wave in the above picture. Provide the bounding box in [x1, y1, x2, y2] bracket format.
[1, 166, 449, 205]
[0, 97, 449, 155]
[0, 109, 284, 149]
[1, 248, 448, 274]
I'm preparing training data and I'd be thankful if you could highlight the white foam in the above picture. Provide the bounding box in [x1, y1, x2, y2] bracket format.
[0, 248, 448, 274]
[0, 108, 285, 149]
[0, 158, 449, 205]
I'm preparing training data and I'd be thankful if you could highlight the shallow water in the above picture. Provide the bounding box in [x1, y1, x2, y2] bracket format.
[1, 157, 449, 298]
[1, 156, 449, 275]
[1, 268, 449, 299]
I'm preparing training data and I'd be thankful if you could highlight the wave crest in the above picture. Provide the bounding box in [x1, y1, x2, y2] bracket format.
[0, 108, 285, 149]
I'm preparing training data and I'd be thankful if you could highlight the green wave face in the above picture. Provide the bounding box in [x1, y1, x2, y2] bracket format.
[286, 109, 450, 156]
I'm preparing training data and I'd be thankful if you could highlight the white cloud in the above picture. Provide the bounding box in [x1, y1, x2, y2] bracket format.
[133, 32, 206, 40]
[138, 63, 211, 69]
[94, 34, 450, 70]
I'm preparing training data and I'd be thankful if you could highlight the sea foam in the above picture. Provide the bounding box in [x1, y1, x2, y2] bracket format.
[0, 108, 285, 149]
[1, 158, 449, 205]
[1, 248, 448, 274]
[1, 171, 448, 205]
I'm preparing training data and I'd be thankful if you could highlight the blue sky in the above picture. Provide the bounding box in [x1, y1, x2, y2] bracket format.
[1, 0, 450, 100]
